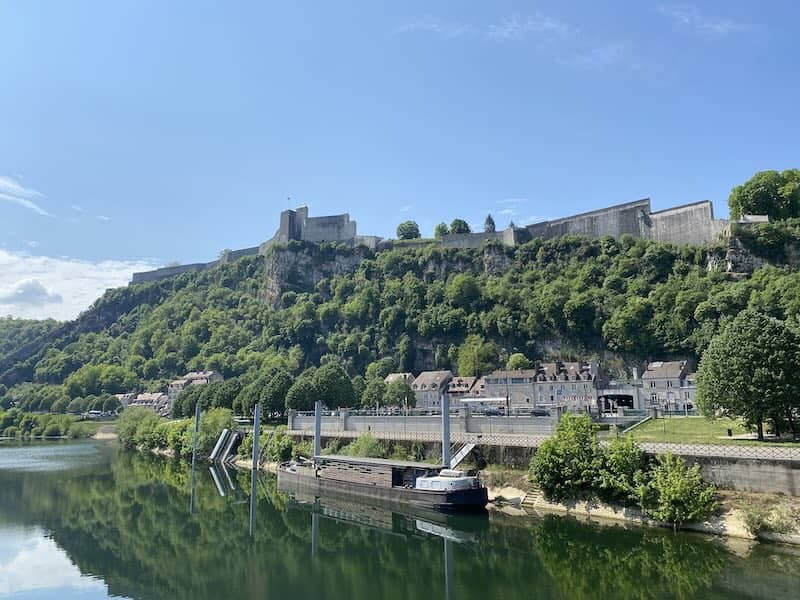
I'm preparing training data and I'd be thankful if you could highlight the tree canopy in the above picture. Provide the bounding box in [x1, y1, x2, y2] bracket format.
[696, 309, 800, 439]
[449, 219, 471, 234]
[396, 221, 421, 240]
[728, 169, 800, 220]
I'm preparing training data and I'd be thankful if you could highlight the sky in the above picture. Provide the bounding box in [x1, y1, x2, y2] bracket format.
[1, 1, 798, 320]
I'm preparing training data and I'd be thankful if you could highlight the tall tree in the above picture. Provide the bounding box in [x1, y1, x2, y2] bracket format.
[449, 219, 471, 234]
[506, 352, 533, 370]
[696, 309, 800, 439]
[396, 221, 421, 240]
[313, 361, 356, 408]
[728, 169, 800, 220]
[434, 222, 450, 238]
[484, 214, 496, 233]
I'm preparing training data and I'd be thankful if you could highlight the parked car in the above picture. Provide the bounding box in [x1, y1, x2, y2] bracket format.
[531, 408, 550, 417]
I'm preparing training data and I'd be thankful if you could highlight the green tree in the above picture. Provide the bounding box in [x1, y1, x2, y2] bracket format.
[361, 378, 387, 408]
[433, 222, 449, 238]
[529, 414, 601, 501]
[446, 273, 481, 309]
[728, 169, 800, 220]
[456, 334, 497, 377]
[638, 454, 717, 530]
[696, 309, 800, 439]
[506, 352, 533, 370]
[313, 361, 356, 408]
[449, 218, 471, 234]
[384, 379, 415, 408]
[396, 221, 421, 240]
[285, 370, 319, 411]
[484, 214, 496, 233]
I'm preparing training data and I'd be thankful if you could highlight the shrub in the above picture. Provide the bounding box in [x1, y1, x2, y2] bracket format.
[117, 408, 157, 449]
[68, 423, 91, 439]
[197, 408, 233, 455]
[529, 414, 601, 501]
[167, 420, 194, 458]
[4, 426, 19, 438]
[595, 435, 649, 506]
[265, 426, 294, 462]
[133, 411, 165, 450]
[340, 433, 387, 459]
[739, 499, 796, 535]
[639, 454, 718, 530]
[43, 423, 61, 438]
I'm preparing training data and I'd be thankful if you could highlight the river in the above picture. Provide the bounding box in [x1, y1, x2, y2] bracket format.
[0, 441, 798, 599]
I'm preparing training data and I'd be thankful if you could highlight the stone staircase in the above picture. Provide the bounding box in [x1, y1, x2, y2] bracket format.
[521, 485, 544, 510]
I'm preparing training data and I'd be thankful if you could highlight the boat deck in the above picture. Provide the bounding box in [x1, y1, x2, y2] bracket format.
[316, 454, 442, 470]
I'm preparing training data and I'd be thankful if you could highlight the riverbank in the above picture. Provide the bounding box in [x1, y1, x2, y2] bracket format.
[482, 469, 800, 545]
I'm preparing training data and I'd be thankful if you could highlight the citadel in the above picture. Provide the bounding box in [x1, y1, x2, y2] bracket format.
[131, 197, 754, 284]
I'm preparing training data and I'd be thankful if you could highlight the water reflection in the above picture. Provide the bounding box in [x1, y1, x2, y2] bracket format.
[0, 443, 798, 600]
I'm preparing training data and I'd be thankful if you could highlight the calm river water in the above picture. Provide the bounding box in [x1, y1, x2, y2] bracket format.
[0, 441, 798, 599]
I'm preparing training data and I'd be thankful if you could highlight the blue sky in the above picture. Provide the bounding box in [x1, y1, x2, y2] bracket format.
[1, 1, 798, 318]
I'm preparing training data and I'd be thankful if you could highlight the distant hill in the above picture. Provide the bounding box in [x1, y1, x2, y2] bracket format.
[2, 228, 799, 412]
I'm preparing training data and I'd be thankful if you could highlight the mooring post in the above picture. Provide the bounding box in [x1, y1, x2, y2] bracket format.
[314, 400, 322, 459]
[441, 393, 451, 468]
[191, 402, 201, 469]
[252, 403, 262, 471]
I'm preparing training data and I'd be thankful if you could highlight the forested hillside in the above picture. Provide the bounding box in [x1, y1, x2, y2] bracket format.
[2, 224, 800, 416]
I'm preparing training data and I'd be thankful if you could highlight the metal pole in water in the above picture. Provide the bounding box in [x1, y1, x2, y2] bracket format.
[252, 403, 262, 471]
[444, 538, 454, 600]
[313, 400, 322, 459]
[191, 402, 201, 471]
[441, 393, 451, 468]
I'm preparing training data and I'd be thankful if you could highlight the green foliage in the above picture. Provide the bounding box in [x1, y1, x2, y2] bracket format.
[361, 377, 387, 408]
[484, 214, 496, 233]
[433, 222, 449, 238]
[506, 352, 533, 370]
[449, 218, 471, 234]
[456, 334, 498, 377]
[529, 414, 601, 502]
[339, 433, 387, 458]
[738, 499, 796, 535]
[396, 221, 421, 240]
[64, 363, 137, 398]
[313, 361, 355, 408]
[728, 169, 800, 220]
[384, 379, 414, 407]
[697, 309, 800, 439]
[638, 454, 717, 529]
[595, 435, 648, 505]
[117, 407, 160, 449]
[197, 408, 233, 455]
[446, 273, 481, 308]
[265, 425, 294, 462]
[43, 422, 61, 437]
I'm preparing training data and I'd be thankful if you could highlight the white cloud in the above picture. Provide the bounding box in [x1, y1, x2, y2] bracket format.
[0, 175, 55, 218]
[96, 215, 111, 222]
[498, 208, 516, 216]
[24, 240, 39, 248]
[394, 16, 473, 38]
[70, 204, 85, 212]
[658, 5, 750, 36]
[399, 205, 413, 213]
[0, 529, 110, 596]
[0, 250, 158, 320]
[567, 42, 628, 70]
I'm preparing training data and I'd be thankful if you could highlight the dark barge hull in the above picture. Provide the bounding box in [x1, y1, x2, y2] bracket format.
[277, 466, 488, 512]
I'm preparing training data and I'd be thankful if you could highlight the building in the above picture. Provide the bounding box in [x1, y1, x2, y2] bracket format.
[445, 376, 478, 406]
[411, 371, 453, 409]
[167, 370, 224, 403]
[129, 392, 171, 417]
[641, 360, 696, 411]
[383, 372, 415, 386]
[483, 361, 602, 411]
[114, 393, 136, 407]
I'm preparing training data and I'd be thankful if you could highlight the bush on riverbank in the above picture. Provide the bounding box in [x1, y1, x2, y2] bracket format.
[530, 414, 717, 528]
[117, 407, 232, 458]
[0, 408, 93, 440]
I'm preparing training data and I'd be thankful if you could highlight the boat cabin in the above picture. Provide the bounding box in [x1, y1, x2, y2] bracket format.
[315, 455, 438, 488]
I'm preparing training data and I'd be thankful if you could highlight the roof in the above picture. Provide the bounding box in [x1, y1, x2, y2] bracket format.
[133, 392, 167, 402]
[184, 370, 219, 380]
[318, 454, 440, 470]
[412, 371, 452, 390]
[486, 369, 538, 379]
[642, 360, 689, 379]
[447, 376, 476, 393]
[384, 372, 413, 385]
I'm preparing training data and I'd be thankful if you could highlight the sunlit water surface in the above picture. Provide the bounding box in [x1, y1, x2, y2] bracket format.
[0, 440, 798, 600]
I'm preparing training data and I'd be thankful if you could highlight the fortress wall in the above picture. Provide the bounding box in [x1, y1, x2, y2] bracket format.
[222, 247, 260, 262]
[526, 199, 650, 241]
[649, 201, 718, 246]
[302, 214, 357, 242]
[440, 231, 506, 249]
[131, 262, 211, 284]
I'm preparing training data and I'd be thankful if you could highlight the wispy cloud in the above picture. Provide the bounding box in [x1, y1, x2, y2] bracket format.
[500, 198, 528, 205]
[0, 175, 55, 218]
[0, 250, 158, 320]
[658, 5, 750, 36]
[394, 16, 473, 38]
[396, 15, 632, 71]
[24, 240, 39, 248]
[487, 14, 574, 41]
[498, 208, 516, 216]
[70, 204, 85, 213]
[399, 205, 413, 213]
[96, 215, 111, 222]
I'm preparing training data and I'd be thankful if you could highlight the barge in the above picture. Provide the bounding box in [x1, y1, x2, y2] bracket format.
[277, 396, 488, 511]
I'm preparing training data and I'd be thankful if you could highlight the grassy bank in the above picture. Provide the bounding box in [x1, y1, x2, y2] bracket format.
[629, 417, 800, 447]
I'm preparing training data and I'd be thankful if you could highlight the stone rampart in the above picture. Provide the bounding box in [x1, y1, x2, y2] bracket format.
[131, 262, 213, 284]
[526, 198, 650, 241]
[648, 201, 727, 246]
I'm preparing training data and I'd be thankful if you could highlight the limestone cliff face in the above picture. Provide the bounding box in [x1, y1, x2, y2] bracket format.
[260, 243, 373, 305]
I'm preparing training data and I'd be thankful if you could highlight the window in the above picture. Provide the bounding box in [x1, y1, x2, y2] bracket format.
[667, 381, 673, 388]
[649, 381, 656, 388]
[650, 393, 658, 403]
[684, 392, 690, 400]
